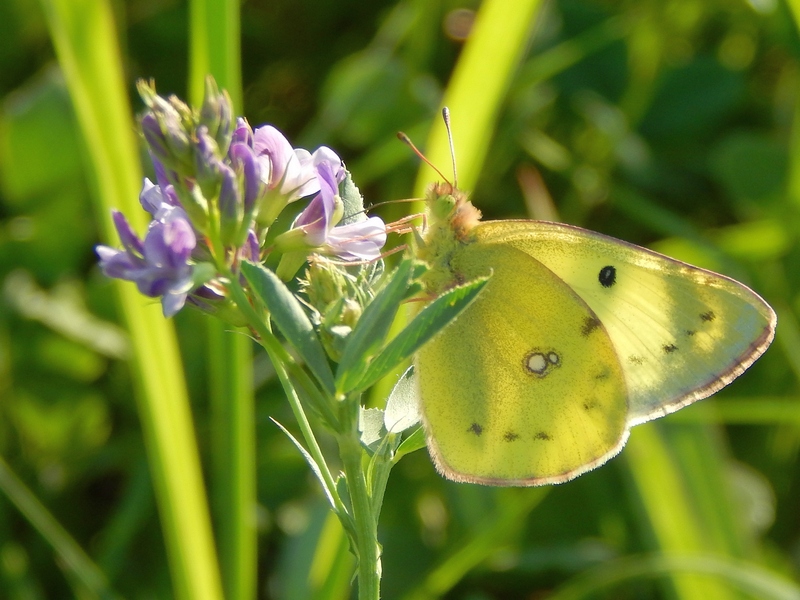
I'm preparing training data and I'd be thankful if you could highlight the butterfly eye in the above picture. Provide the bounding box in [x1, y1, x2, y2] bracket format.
[598, 265, 616, 288]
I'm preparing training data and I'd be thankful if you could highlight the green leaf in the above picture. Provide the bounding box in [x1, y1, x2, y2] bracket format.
[270, 418, 339, 513]
[393, 426, 427, 464]
[335, 259, 415, 393]
[241, 261, 335, 394]
[350, 275, 489, 394]
[383, 367, 420, 434]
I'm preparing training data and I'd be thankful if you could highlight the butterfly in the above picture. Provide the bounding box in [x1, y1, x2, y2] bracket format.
[412, 181, 776, 486]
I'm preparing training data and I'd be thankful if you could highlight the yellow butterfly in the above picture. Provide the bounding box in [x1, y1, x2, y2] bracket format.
[413, 181, 776, 486]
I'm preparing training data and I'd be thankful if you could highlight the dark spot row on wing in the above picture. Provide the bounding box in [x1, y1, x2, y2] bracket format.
[468, 422, 483, 436]
[581, 316, 602, 337]
[466, 423, 552, 442]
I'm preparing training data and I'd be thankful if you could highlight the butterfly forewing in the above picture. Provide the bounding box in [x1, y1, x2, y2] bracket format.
[475, 221, 776, 425]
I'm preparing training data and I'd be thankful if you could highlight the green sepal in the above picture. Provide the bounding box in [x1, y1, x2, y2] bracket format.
[339, 169, 366, 226]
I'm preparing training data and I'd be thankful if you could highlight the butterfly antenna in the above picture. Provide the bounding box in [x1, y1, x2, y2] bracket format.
[442, 107, 458, 189]
[397, 131, 451, 184]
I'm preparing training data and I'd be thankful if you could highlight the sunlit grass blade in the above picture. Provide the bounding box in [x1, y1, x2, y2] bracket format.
[414, 0, 543, 195]
[0, 457, 120, 600]
[401, 489, 548, 600]
[189, 0, 241, 112]
[551, 553, 800, 600]
[279, 506, 353, 600]
[37, 0, 223, 598]
[187, 2, 255, 598]
[207, 323, 255, 600]
[624, 422, 746, 600]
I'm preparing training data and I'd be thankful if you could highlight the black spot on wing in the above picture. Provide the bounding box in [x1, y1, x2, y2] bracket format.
[468, 423, 483, 436]
[534, 431, 552, 441]
[504, 431, 520, 442]
[685, 330, 696, 337]
[581, 316, 602, 337]
[700, 311, 716, 322]
[663, 343, 678, 354]
[583, 400, 599, 411]
[598, 266, 617, 288]
[629, 355, 645, 365]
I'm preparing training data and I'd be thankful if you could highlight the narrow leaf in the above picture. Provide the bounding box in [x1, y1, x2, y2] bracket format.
[271, 418, 338, 512]
[335, 259, 415, 393]
[241, 261, 335, 393]
[351, 276, 489, 394]
[393, 426, 427, 463]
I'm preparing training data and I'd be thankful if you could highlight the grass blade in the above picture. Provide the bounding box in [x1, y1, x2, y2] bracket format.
[38, 0, 223, 598]
[0, 457, 120, 600]
[413, 0, 544, 195]
[188, 2, 256, 599]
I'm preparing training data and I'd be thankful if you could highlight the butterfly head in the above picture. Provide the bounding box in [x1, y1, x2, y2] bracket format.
[426, 181, 482, 241]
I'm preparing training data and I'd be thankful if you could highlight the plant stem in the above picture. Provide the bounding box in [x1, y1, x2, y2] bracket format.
[338, 428, 381, 600]
[225, 274, 347, 518]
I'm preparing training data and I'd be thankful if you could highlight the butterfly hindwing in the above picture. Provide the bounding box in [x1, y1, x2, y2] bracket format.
[415, 240, 629, 485]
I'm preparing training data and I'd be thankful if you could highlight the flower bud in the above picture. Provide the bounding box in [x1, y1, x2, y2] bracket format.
[199, 76, 234, 156]
[218, 164, 244, 248]
[229, 143, 264, 248]
[137, 80, 194, 174]
[194, 126, 223, 202]
[231, 117, 253, 148]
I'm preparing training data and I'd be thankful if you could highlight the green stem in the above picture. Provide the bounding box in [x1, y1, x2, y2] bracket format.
[225, 274, 347, 521]
[338, 430, 381, 600]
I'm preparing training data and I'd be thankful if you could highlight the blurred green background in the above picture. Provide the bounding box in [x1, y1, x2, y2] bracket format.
[1, 0, 799, 598]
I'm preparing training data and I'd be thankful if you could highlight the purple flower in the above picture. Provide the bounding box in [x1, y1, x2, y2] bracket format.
[280, 162, 387, 261]
[228, 142, 263, 213]
[325, 217, 387, 261]
[253, 125, 343, 202]
[96, 208, 197, 317]
[139, 178, 180, 220]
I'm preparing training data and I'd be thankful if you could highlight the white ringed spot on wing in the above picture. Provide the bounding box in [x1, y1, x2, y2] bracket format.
[524, 348, 562, 378]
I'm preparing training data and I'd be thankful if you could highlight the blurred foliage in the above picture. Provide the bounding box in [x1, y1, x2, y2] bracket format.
[1, 0, 799, 598]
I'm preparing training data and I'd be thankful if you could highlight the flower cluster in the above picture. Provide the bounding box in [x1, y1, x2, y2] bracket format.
[97, 78, 387, 317]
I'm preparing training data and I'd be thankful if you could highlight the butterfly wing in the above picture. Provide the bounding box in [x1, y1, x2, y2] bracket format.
[415, 240, 629, 486]
[474, 220, 776, 425]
